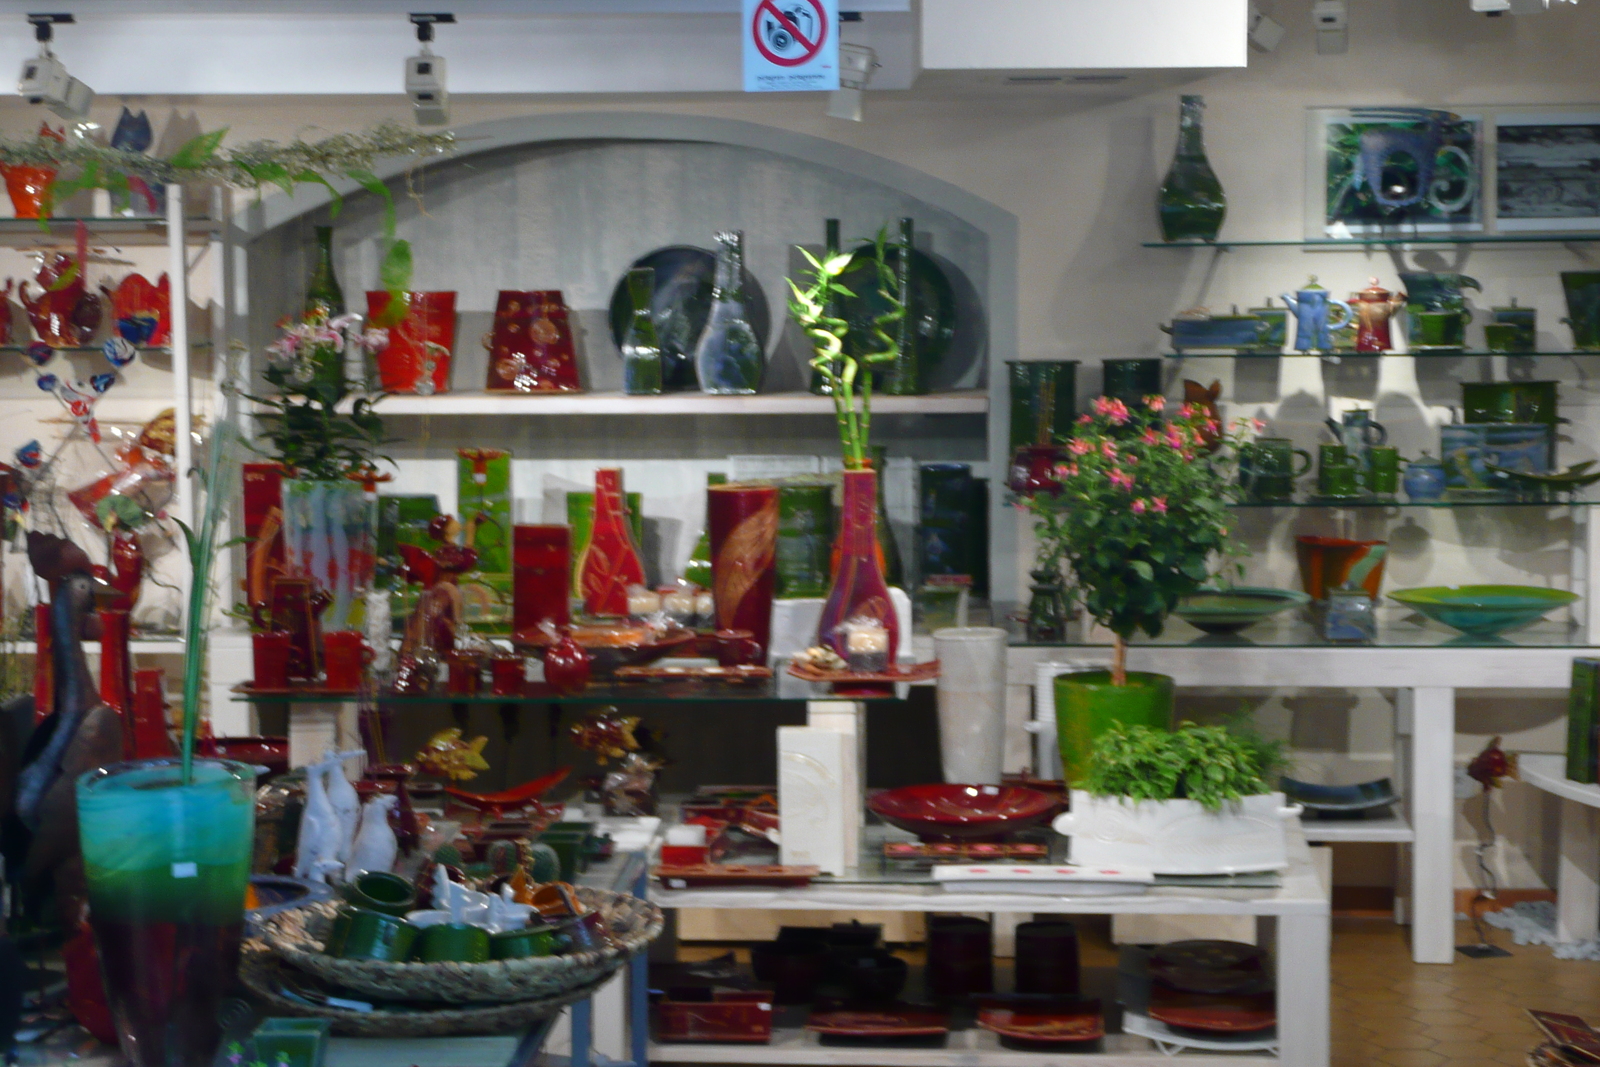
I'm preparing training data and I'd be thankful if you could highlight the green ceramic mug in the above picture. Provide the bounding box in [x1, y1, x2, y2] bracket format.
[413, 922, 492, 963]
[343, 871, 417, 917]
[490, 924, 564, 960]
[1491, 302, 1537, 353]
[1317, 444, 1365, 497]
[1366, 446, 1401, 497]
[334, 908, 419, 962]
[1412, 309, 1468, 349]
[1483, 323, 1522, 354]
[1239, 437, 1312, 502]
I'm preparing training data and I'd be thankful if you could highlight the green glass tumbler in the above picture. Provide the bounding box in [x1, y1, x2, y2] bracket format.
[776, 483, 834, 599]
[77, 758, 255, 1067]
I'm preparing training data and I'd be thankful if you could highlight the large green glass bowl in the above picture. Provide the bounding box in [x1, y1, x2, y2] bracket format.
[1388, 585, 1579, 637]
[1173, 587, 1311, 634]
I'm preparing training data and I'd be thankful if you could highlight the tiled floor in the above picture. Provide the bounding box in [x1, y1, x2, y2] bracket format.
[1330, 917, 1599, 1067]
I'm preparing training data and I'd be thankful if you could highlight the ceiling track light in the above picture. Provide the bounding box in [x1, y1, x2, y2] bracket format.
[406, 12, 454, 128]
[17, 12, 95, 123]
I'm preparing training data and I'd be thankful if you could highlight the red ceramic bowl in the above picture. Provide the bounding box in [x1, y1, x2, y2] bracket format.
[198, 736, 289, 777]
[867, 784, 1061, 841]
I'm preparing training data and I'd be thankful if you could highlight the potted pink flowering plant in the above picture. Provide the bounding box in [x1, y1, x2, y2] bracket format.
[1021, 393, 1255, 783]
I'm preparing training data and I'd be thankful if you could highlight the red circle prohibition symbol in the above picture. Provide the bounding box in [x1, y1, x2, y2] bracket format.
[752, 0, 828, 67]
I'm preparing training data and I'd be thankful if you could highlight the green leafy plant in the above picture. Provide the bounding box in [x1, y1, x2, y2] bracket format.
[1084, 721, 1285, 811]
[1021, 397, 1254, 684]
[787, 226, 905, 470]
[247, 317, 390, 480]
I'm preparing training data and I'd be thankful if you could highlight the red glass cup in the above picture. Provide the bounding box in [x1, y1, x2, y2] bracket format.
[490, 655, 526, 696]
[714, 629, 764, 667]
[322, 631, 370, 691]
[445, 651, 483, 695]
[252, 631, 293, 689]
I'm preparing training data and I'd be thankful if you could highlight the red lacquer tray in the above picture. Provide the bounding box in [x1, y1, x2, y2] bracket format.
[807, 1007, 948, 1038]
[977, 1003, 1104, 1044]
[1148, 989, 1276, 1034]
[234, 682, 359, 699]
[654, 864, 820, 888]
[786, 660, 940, 684]
[614, 664, 771, 683]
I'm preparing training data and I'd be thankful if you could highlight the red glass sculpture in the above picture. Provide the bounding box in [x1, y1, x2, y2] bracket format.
[512, 524, 571, 633]
[484, 290, 581, 393]
[101, 273, 171, 347]
[708, 483, 778, 656]
[817, 469, 898, 663]
[367, 290, 456, 394]
[21, 252, 101, 348]
[577, 469, 645, 617]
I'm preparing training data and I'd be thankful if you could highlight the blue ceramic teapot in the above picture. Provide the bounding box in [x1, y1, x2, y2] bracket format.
[1282, 277, 1354, 354]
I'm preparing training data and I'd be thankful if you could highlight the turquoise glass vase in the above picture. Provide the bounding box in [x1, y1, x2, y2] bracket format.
[77, 758, 256, 1067]
[1158, 95, 1227, 243]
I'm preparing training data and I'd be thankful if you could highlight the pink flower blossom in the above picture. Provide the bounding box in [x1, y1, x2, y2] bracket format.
[1151, 496, 1168, 513]
[1142, 428, 1161, 445]
[1094, 396, 1131, 425]
[1064, 463, 1079, 477]
[1178, 403, 1196, 419]
[1101, 440, 1118, 459]
[1131, 499, 1147, 514]
[1069, 438, 1093, 455]
[1165, 426, 1185, 449]
[1078, 413, 1093, 425]
[1146, 395, 1167, 412]
[1108, 468, 1134, 490]
[1251, 417, 1266, 432]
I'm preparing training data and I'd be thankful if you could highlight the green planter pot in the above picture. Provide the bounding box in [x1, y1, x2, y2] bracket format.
[1054, 670, 1174, 785]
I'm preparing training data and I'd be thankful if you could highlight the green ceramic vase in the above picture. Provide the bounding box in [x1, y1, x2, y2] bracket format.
[1054, 670, 1174, 786]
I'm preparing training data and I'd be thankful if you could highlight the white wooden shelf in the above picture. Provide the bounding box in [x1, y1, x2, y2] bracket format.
[7, 639, 184, 654]
[1300, 814, 1413, 844]
[353, 389, 989, 417]
[1519, 753, 1600, 809]
[650, 1028, 1268, 1066]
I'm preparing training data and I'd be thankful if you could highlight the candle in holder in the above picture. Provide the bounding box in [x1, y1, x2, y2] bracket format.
[693, 591, 716, 628]
[844, 620, 890, 673]
[661, 588, 697, 627]
[627, 585, 662, 619]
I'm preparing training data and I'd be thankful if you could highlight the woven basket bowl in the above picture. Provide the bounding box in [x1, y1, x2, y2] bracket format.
[240, 944, 609, 1036]
[257, 886, 662, 1004]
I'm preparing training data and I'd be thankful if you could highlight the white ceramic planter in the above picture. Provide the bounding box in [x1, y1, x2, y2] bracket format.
[932, 627, 1008, 784]
[1052, 790, 1303, 875]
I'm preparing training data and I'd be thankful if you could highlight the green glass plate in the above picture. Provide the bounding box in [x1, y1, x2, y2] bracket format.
[1173, 587, 1311, 634]
[1388, 584, 1580, 637]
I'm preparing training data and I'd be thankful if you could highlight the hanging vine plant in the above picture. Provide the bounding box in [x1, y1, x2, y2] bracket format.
[0, 121, 454, 301]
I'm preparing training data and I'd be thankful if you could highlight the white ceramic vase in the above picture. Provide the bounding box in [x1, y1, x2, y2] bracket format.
[932, 626, 1007, 784]
[1053, 789, 1303, 875]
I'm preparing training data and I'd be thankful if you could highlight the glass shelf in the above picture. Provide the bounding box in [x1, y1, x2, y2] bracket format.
[1165, 350, 1600, 359]
[1230, 493, 1600, 508]
[1002, 605, 1588, 649]
[1144, 233, 1600, 249]
[232, 674, 904, 705]
[0, 342, 210, 354]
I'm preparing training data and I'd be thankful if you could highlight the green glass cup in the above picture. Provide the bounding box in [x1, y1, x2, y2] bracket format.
[1366, 446, 1401, 497]
[76, 759, 256, 1067]
[336, 907, 419, 961]
[414, 922, 491, 963]
[343, 871, 416, 917]
[1491, 303, 1537, 353]
[1317, 444, 1365, 497]
[490, 925, 563, 960]
[1239, 437, 1312, 502]
[1412, 309, 1467, 349]
[1483, 323, 1523, 354]
[252, 1019, 333, 1067]
[775, 483, 833, 599]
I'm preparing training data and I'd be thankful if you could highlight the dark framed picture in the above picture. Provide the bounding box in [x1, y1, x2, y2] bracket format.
[1307, 107, 1483, 237]
[1496, 111, 1600, 232]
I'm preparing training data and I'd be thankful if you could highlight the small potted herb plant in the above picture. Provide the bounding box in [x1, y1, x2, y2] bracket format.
[1051, 720, 1300, 874]
[1020, 395, 1254, 781]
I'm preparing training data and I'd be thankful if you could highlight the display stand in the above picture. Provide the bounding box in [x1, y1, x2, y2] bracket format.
[1515, 754, 1600, 943]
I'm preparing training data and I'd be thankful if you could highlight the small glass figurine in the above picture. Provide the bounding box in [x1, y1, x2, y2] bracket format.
[1323, 587, 1376, 642]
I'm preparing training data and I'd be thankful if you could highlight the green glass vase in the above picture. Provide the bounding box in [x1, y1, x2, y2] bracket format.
[1158, 95, 1227, 243]
[880, 217, 923, 396]
[621, 267, 664, 395]
[304, 225, 345, 320]
[1054, 670, 1174, 786]
[77, 758, 256, 1067]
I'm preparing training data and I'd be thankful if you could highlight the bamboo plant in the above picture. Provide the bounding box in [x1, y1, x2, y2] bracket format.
[787, 226, 905, 469]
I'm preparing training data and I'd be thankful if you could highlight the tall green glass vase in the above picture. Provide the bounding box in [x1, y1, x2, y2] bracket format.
[880, 217, 923, 396]
[305, 225, 345, 320]
[77, 758, 256, 1067]
[1054, 670, 1173, 786]
[1158, 95, 1227, 243]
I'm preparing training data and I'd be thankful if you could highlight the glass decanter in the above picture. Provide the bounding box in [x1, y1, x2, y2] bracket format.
[693, 231, 763, 395]
[620, 267, 663, 395]
[1158, 95, 1227, 243]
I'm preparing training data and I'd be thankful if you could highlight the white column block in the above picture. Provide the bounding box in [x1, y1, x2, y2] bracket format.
[778, 726, 852, 876]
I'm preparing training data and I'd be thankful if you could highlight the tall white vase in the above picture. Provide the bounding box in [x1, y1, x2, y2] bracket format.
[933, 626, 1008, 784]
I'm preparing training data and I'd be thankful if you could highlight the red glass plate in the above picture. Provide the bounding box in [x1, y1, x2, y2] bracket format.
[977, 1004, 1104, 1044]
[806, 1007, 948, 1038]
[866, 783, 1061, 841]
[1148, 989, 1276, 1034]
[1149, 939, 1268, 994]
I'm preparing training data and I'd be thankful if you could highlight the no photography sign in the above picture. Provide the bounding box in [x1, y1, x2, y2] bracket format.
[743, 0, 840, 92]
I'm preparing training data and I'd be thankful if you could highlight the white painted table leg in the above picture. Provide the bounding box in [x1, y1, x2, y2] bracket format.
[287, 700, 364, 779]
[1276, 912, 1330, 1067]
[1556, 798, 1600, 943]
[1407, 686, 1457, 964]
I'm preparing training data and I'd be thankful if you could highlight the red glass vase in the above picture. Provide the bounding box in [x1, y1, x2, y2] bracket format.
[367, 290, 456, 394]
[577, 469, 646, 617]
[98, 609, 133, 726]
[129, 669, 173, 760]
[512, 525, 571, 635]
[818, 469, 899, 662]
[708, 483, 778, 657]
[484, 290, 581, 393]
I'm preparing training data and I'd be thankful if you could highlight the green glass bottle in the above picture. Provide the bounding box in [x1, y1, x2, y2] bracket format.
[683, 472, 727, 590]
[871, 445, 905, 589]
[1158, 95, 1227, 243]
[304, 225, 346, 321]
[880, 217, 923, 396]
[621, 267, 663, 395]
[809, 218, 843, 397]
